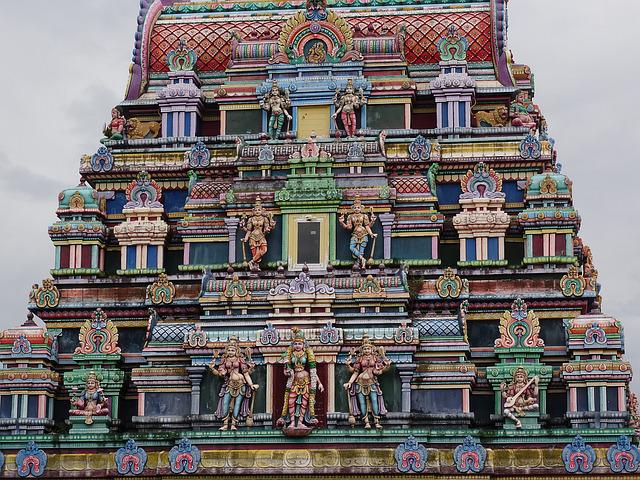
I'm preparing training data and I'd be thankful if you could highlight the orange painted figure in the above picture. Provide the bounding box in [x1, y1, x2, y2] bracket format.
[240, 196, 276, 270]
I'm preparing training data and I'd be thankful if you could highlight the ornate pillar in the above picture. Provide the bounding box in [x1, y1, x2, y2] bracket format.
[187, 366, 206, 416]
[396, 363, 416, 413]
[225, 217, 240, 264]
[378, 213, 395, 260]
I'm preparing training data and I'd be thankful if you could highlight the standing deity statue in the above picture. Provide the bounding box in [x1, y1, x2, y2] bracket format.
[332, 79, 366, 137]
[102, 107, 126, 142]
[240, 196, 276, 271]
[339, 197, 377, 269]
[510, 91, 538, 131]
[208, 337, 259, 431]
[260, 80, 292, 140]
[69, 371, 110, 425]
[501, 367, 539, 429]
[276, 327, 324, 434]
[344, 334, 391, 429]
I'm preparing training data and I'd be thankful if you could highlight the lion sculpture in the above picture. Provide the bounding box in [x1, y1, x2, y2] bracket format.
[474, 106, 509, 128]
[126, 118, 161, 140]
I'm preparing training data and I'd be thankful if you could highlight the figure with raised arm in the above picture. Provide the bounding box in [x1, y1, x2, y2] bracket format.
[261, 80, 292, 140]
[339, 196, 377, 269]
[332, 79, 366, 137]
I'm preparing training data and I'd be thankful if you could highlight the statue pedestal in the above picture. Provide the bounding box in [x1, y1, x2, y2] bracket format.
[68, 415, 111, 434]
[503, 412, 541, 431]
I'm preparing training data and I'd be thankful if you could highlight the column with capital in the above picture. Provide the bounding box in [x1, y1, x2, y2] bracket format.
[187, 366, 207, 416]
[396, 363, 417, 413]
[378, 213, 395, 260]
[225, 217, 240, 264]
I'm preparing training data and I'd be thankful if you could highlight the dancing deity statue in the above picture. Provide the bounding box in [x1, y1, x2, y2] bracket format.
[102, 107, 126, 142]
[339, 196, 377, 269]
[332, 79, 366, 137]
[501, 367, 539, 429]
[344, 334, 391, 429]
[69, 371, 110, 425]
[240, 196, 276, 271]
[208, 337, 259, 431]
[276, 328, 324, 434]
[260, 80, 292, 140]
[510, 90, 538, 132]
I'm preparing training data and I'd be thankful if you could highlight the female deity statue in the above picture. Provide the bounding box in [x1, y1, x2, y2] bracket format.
[69, 371, 110, 425]
[240, 196, 276, 271]
[276, 328, 324, 433]
[339, 197, 377, 269]
[344, 334, 391, 429]
[208, 337, 259, 431]
[510, 91, 538, 131]
[501, 367, 539, 429]
[102, 107, 126, 142]
[260, 80, 292, 140]
[332, 79, 366, 137]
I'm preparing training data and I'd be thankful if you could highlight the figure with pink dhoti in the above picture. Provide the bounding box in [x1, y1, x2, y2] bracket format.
[332, 79, 366, 137]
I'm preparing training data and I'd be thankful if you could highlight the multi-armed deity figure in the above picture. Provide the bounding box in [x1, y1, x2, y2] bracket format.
[501, 367, 539, 429]
[344, 334, 391, 429]
[69, 371, 110, 425]
[260, 80, 292, 140]
[208, 337, 259, 431]
[339, 196, 377, 269]
[102, 107, 126, 142]
[240, 196, 276, 271]
[276, 327, 324, 434]
[332, 79, 366, 137]
[510, 90, 539, 132]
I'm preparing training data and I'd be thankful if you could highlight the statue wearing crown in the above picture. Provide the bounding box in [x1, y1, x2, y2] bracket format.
[208, 337, 259, 431]
[260, 80, 292, 140]
[332, 79, 366, 137]
[501, 367, 539, 429]
[240, 196, 276, 271]
[339, 196, 378, 269]
[344, 334, 391, 429]
[276, 328, 324, 435]
[69, 371, 110, 425]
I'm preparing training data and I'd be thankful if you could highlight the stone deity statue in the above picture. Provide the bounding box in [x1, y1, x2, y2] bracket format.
[208, 337, 259, 431]
[260, 80, 292, 140]
[240, 196, 276, 271]
[102, 107, 126, 142]
[276, 328, 324, 434]
[332, 79, 366, 137]
[501, 366, 539, 429]
[69, 371, 110, 425]
[344, 334, 391, 429]
[339, 197, 377, 269]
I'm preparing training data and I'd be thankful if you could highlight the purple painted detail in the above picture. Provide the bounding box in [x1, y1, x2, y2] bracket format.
[607, 435, 640, 473]
[491, 0, 513, 87]
[115, 439, 147, 476]
[188, 141, 211, 168]
[562, 435, 596, 474]
[168, 438, 200, 474]
[126, 0, 180, 100]
[124, 171, 163, 209]
[395, 435, 427, 473]
[319, 320, 339, 344]
[454, 436, 487, 473]
[12, 335, 32, 355]
[584, 322, 607, 346]
[260, 322, 280, 346]
[16, 441, 47, 478]
[91, 146, 114, 172]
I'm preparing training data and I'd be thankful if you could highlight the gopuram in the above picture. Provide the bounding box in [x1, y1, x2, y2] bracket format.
[0, 0, 638, 478]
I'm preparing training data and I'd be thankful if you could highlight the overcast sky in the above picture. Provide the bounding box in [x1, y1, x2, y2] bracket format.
[0, 1, 638, 387]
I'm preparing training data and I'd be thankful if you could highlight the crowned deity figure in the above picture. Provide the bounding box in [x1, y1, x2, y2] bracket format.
[339, 196, 377, 269]
[208, 337, 259, 431]
[501, 367, 539, 429]
[240, 196, 276, 271]
[510, 90, 538, 132]
[69, 371, 110, 425]
[344, 334, 391, 429]
[276, 328, 324, 434]
[332, 79, 366, 137]
[102, 107, 126, 142]
[260, 80, 292, 140]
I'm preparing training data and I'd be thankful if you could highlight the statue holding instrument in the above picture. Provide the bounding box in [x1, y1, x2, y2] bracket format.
[208, 337, 259, 431]
[501, 367, 539, 429]
[339, 196, 378, 269]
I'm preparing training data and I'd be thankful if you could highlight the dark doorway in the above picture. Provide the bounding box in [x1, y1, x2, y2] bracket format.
[298, 221, 320, 264]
